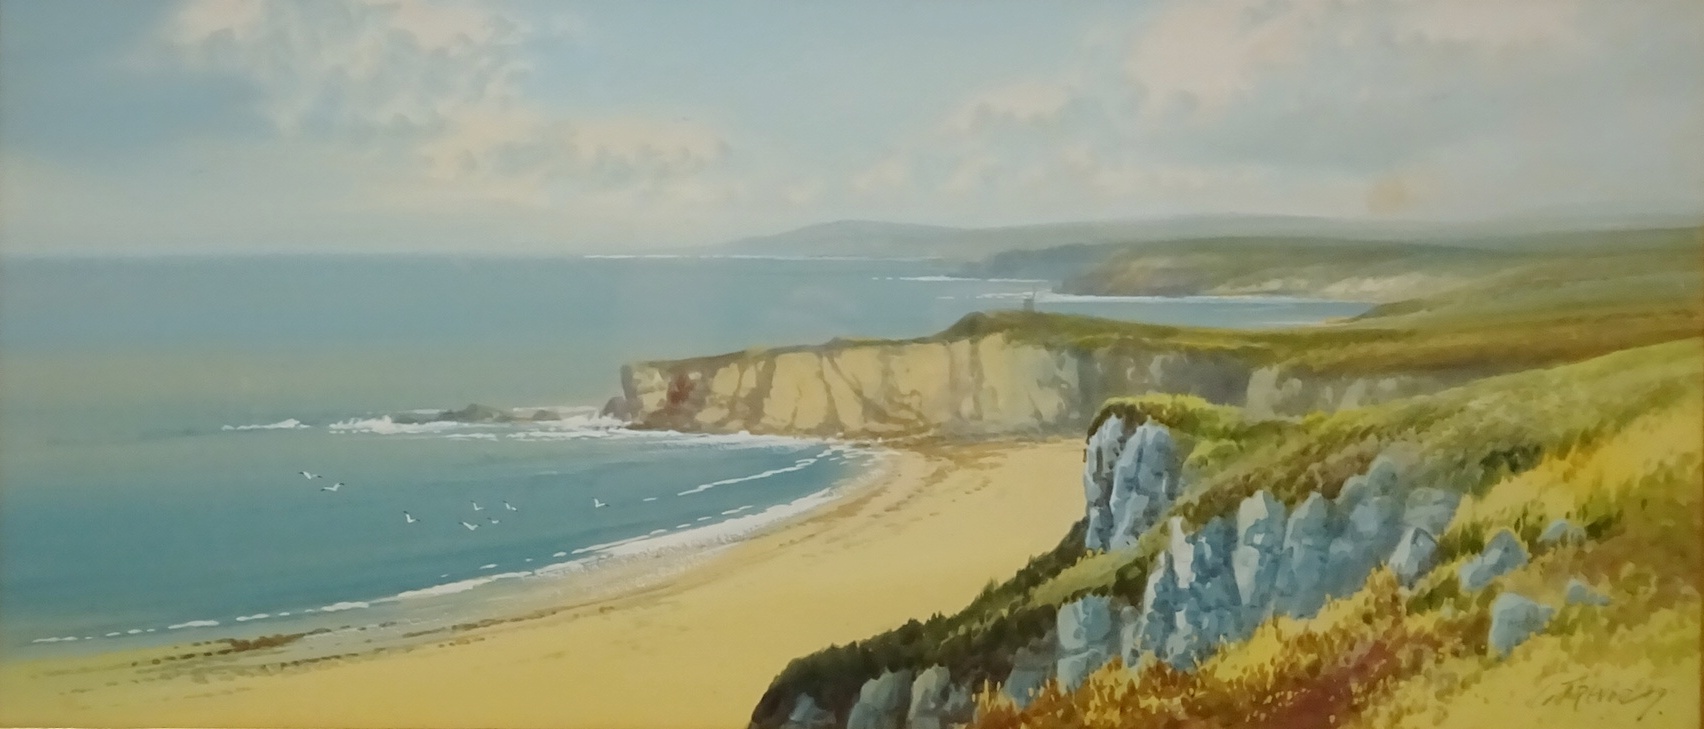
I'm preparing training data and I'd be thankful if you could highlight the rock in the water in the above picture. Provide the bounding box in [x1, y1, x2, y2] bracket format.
[1274, 493, 1334, 618]
[1565, 578, 1611, 606]
[906, 666, 954, 729]
[1459, 529, 1530, 592]
[1386, 526, 1439, 587]
[1108, 421, 1179, 550]
[846, 669, 914, 729]
[1538, 519, 1587, 546]
[782, 693, 834, 729]
[599, 395, 633, 421]
[1056, 596, 1118, 691]
[1402, 488, 1461, 537]
[1002, 633, 1056, 709]
[1082, 416, 1126, 551]
[1233, 490, 1287, 624]
[1488, 593, 1554, 657]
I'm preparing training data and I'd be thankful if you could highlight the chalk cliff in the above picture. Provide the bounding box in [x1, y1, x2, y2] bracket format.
[617, 314, 1465, 439]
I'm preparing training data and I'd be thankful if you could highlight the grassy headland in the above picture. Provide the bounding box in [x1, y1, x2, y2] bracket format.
[748, 228, 1703, 728]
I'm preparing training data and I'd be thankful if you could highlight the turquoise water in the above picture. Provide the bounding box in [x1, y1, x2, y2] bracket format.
[0, 255, 1369, 657]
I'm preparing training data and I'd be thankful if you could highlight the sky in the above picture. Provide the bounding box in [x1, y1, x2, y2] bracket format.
[1, 0, 1700, 255]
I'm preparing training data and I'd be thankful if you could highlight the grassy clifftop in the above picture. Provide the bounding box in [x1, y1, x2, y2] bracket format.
[747, 231, 1704, 728]
[1055, 226, 1698, 302]
[750, 336, 1703, 728]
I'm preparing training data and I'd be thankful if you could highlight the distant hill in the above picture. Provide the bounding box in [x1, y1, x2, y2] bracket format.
[712, 213, 1701, 262]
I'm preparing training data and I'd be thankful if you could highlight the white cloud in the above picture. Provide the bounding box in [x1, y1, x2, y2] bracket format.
[865, 0, 1704, 222]
[850, 154, 912, 195]
[942, 80, 1074, 135]
[159, 0, 727, 207]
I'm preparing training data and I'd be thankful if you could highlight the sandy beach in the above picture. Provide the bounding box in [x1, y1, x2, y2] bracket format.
[0, 439, 1085, 729]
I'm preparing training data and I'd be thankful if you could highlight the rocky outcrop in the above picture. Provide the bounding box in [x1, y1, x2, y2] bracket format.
[1082, 415, 1129, 551]
[1061, 455, 1463, 682]
[1459, 530, 1530, 592]
[1108, 422, 1181, 550]
[782, 695, 835, 729]
[1233, 491, 1287, 624]
[389, 403, 568, 425]
[1566, 578, 1611, 606]
[1001, 632, 1056, 709]
[619, 325, 1469, 438]
[904, 666, 972, 729]
[1056, 596, 1120, 691]
[1538, 519, 1586, 546]
[1488, 593, 1553, 657]
[846, 670, 914, 729]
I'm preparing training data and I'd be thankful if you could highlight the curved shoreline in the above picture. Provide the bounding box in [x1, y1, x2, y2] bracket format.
[0, 439, 1086, 729]
[4, 437, 898, 665]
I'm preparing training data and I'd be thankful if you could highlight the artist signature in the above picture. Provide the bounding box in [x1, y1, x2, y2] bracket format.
[1533, 675, 1670, 721]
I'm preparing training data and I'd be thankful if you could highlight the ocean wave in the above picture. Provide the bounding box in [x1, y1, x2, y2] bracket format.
[675, 457, 818, 496]
[222, 419, 310, 431]
[388, 572, 529, 600]
[587, 487, 843, 560]
[317, 601, 370, 613]
[327, 416, 468, 435]
[167, 619, 220, 630]
[234, 613, 271, 622]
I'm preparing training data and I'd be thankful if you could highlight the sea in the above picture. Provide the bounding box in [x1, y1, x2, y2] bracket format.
[0, 254, 1370, 658]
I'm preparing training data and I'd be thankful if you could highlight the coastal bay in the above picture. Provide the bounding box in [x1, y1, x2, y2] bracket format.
[0, 439, 1084, 728]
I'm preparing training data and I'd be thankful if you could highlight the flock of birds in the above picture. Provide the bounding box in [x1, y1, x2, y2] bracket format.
[297, 470, 608, 532]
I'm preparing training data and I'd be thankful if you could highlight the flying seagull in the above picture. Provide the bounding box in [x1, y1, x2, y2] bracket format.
[487, 517, 501, 525]
[404, 511, 417, 524]
[503, 501, 517, 511]
[299, 471, 322, 480]
[592, 498, 607, 509]
[471, 501, 484, 512]
[321, 482, 342, 492]
[460, 520, 479, 531]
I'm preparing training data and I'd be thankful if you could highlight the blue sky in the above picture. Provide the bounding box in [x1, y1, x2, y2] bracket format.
[1, 0, 1700, 254]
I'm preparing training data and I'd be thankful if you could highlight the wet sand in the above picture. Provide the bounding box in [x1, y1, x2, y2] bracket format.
[0, 439, 1085, 729]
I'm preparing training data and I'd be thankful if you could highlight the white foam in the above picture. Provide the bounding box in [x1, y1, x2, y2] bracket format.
[696, 516, 712, 521]
[328, 416, 468, 435]
[589, 487, 843, 560]
[126, 629, 142, 635]
[222, 419, 310, 431]
[234, 613, 271, 622]
[478, 564, 498, 571]
[552, 551, 568, 558]
[677, 456, 820, 496]
[720, 505, 754, 515]
[317, 601, 369, 613]
[389, 572, 527, 600]
[643, 497, 658, 502]
[105, 631, 120, 637]
[168, 619, 220, 630]
[443, 433, 499, 441]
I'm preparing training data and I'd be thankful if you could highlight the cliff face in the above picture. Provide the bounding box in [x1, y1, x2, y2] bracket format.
[619, 331, 1464, 438]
